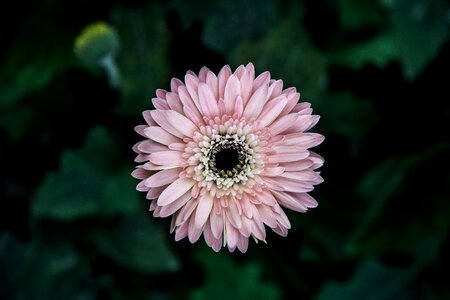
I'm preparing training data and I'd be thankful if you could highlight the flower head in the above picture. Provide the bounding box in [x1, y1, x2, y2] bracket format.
[132, 63, 324, 253]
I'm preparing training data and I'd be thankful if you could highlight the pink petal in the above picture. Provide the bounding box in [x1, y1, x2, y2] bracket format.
[170, 77, 184, 93]
[237, 235, 249, 253]
[206, 70, 219, 99]
[164, 110, 198, 137]
[159, 190, 191, 217]
[175, 198, 198, 226]
[166, 92, 184, 114]
[286, 115, 320, 133]
[184, 74, 201, 110]
[234, 96, 243, 118]
[258, 205, 277, 228]
[280, 160, 314, 171]
[144, 168, 181, 187]
[188, 215, 203, 243]
[239, 68, 254, 104]
[156, 89, 167, 99]
[143, 110, 157, 126]
[218, 65, 232, 98]
[263, 176, 314, 193]
[149, 151, 184, 166]
[131, 168, 152, 180]
[257, 96, 287, 128]
[226, 221, 239, 249]
[137, 140, 168, 153]
[262, 167, 285, 176]
[283, 133, 324, 148]
[243, 83, 268, 119]
[198, 66, 209, 82]
[224, 75, 241, 115]
[198, 82, 220, 118]
[267, 151, 310, 163]
[280, 170, 319, 182]
[144, 126, 180, 145]
[267, 79, 283, 99]
[152, 98, 169, 110]
[134, 125, 147, 137]
[280, 92, 300, 116]
[269, 113, 299, 135]
[252, 71, 270, 92]
[178, 85, 203, 117]
[195, 193, 214, 228]
[157, 177, 196, 206]
[151, 110, 183, 138]
[210, 211, 224, 239]
[146, 186, 167, 199]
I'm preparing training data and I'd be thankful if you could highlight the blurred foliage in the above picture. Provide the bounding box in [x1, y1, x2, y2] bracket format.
[1, 0, 449, 299]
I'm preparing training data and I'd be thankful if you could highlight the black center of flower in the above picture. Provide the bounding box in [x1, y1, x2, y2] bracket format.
[214, 147, 239, 171]
[207, 138, 250, 178]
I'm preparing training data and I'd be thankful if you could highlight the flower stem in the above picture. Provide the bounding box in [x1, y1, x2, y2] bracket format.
[99, 54, 120, 89]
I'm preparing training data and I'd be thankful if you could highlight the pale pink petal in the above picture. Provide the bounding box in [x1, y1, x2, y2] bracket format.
[137, 140, 168, 153]
[157, 177, 196, 206]
[144, 168, 181, 187]
[195, 193, 214, 228]
[188, 215, 203, 243]
[257, 96, 287, 128]
[226, 221, 239, 249]
[146, 186, 167, 199]
[163, 110, 198, 137]
[280, 160, 314, 171]
[159, 190, 191, 217]
[210, 211, 224, 239]
[152, 98, 169, 110]
[218, 65, 232, 98]
[236, 235, 249, 253]
[269, 113, 299, 135]
[224, 75, 241, 115]
[166, 92, 184, 114]
[198, 83, 220, 118]
[243, 84, 268, 119]
[198, 66, 209, 82]
[280, 92, 300, 116]
[252, 71, 270, 92]
[144, 126, 181, 145]
[206, 70, 219, 99]
[170, 78, 184, 93]
[151, 110, 184, 138]
[286, 115, 320, 133]
[149, 151, 184, 166]
[267, 79, 283, 99]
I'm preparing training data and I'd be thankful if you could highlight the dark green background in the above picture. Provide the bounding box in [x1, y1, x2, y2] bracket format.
[1, 0, 449, 299]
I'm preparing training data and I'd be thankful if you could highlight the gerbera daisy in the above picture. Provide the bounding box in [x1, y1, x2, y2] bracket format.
[132, 63, 324, 253]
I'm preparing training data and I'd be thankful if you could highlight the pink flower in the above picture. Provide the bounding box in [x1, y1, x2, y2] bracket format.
[132, 63, 324, 253]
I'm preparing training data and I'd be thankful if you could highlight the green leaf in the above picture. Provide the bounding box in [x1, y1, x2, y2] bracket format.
[111, 3, 171, 115]
[32, 127, 140, 221]
[0, 4, 76, 109]
[191, 250, 280, 300]
[315, 258, 403, 300]
[316, 236, 443, 300]
[0, 234, 89, 300]
[92, 213, 180, 273]
[330, 33, 399, 70]
[336, 0, 386, 29]
[382, 0, 450, 79]
[172, 0, 279, 52]
[229, 8, 328, 100]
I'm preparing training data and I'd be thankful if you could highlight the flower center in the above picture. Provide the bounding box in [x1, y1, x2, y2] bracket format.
[198, 133, 255, 190]
[208, 139, 248, 176]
